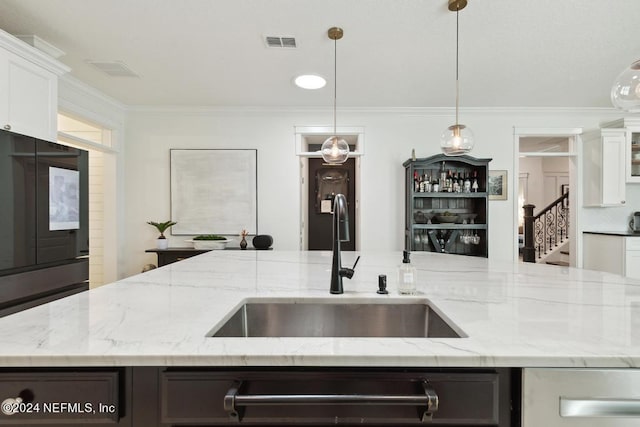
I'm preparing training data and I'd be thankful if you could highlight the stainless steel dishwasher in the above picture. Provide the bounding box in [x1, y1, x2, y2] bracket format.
[523, 368, 640, 426]
[160, 367, 518, 426]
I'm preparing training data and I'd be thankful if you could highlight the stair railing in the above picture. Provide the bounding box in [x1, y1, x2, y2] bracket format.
[522, 191, 569, 263]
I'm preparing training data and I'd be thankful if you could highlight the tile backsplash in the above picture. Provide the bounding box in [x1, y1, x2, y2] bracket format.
[582, 185, 640, 232]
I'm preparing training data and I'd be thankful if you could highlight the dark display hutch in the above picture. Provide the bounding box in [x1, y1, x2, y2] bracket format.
[404, 154, 491, 257]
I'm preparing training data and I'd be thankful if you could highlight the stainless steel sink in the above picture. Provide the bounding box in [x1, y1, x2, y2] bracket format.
[208, 298, 465, 338]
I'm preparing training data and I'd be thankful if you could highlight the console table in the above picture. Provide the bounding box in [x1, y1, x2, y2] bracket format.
[146, 247, 269, 267]
[145, 248, 211, 267]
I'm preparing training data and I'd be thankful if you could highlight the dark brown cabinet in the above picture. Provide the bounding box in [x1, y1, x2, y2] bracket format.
[404, 154, 491, 257]
[0, 367, 517, 426]
[156, 368, 514, 426]
[0, 368, 129, 426]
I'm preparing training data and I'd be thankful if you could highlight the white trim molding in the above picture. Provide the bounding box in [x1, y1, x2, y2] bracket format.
[294, 126, 365, 157]
[0, 28, 70, 75]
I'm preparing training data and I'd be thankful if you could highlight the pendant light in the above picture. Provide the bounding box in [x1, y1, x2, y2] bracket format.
[321, 27, 349, 164]
[611, 59, 640, 112]
[440, 0, 474, 156]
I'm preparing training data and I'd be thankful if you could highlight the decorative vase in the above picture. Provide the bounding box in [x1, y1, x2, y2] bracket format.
[157, 238, 168, 250]
[240, 237, 247, 250]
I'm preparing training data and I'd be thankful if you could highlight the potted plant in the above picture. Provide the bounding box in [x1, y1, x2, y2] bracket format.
[191, 234, 230, 250]
[147, 220, 177, 250]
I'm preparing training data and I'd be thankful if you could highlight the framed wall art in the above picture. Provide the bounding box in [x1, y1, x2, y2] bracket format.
[170, 149, 257, 235]
[488, 170, 508, 201]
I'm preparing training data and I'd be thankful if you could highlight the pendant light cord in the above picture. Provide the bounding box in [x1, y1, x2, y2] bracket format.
[333, 36, 337, 135]
[455, 8, 459, 126]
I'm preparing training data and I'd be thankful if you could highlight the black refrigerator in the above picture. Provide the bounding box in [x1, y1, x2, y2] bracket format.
[0, 129, 89, 317]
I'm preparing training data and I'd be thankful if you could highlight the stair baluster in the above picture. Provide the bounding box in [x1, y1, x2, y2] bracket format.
[522, 191, 569, 263]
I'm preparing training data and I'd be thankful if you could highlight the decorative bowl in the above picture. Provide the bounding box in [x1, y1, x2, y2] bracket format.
[186, 239, 231, 250]
[435, 215, 458, 224]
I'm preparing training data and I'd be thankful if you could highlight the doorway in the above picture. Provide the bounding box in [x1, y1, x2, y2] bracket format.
[307, 157, 356, 250]
[295, 126, 363, 251]
[514, 129, 581, 266]
[57, 112, 117, 287]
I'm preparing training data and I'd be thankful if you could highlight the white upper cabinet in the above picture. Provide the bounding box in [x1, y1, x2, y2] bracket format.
[600, 118, 640, 183]
[0, 30, 69, 142]
[583, 127, 626, 207]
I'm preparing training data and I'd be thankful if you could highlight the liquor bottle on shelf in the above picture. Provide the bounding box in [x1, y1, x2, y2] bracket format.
[472, 171, 479, 192]
[424, 174, 431, 192]
[452, 172, 460, 193]
[414, 171, 420, 192]
[432, 178, 440, 193]
[440, 162, 446, 192]
[463, 172, 471, 193]
[446, 170, 453, 192]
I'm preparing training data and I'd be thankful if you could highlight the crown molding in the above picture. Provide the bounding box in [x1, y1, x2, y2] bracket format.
[59, 74, 127, 114]
[0, 28, 70, 75]
[125, 104, 624, 117]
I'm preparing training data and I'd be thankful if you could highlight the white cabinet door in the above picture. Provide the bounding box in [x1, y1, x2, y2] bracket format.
[583, 129, 626, 207]
[625, 250, 640, 279]
[523, 368, 640, 427]
[601, 132, 626, 206]
[0, 47, 58, 141]
[583, 234, 624, 275]
[625, 238, 640, 279]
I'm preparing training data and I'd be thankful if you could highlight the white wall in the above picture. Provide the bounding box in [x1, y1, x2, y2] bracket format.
[520, 157, 544, 212]
[121, 106, 630, 277]
[520, 156, 569, 214]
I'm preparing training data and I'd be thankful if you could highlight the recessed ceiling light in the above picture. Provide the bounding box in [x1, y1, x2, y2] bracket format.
[294, 74, 326, 90]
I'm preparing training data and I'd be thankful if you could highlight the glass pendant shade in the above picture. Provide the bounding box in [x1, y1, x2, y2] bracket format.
[321, 135, 349, 163]
[441, 1, 473, 156]
[440, 124, 474, 156]
[611, 59, 640, 112]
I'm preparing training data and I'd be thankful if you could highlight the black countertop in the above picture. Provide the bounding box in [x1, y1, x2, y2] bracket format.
[584, 231, 640, 237]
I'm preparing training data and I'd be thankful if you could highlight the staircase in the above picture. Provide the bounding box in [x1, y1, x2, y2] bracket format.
[522, 191, 569, 264]
[543, 246, 570, 267]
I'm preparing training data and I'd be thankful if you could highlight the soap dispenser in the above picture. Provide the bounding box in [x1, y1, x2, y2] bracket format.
[398, 250, 417, 295]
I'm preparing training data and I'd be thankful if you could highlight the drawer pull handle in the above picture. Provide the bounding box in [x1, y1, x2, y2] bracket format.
[3, 124, 10, 130]
[224, 380, 438, 423]
[561, 397, 640, 417]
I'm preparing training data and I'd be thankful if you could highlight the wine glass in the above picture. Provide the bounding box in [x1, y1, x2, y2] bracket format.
[472, 232, 480, 245]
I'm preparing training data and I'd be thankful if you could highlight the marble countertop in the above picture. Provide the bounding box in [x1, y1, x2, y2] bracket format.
[0, 250, 639, 368]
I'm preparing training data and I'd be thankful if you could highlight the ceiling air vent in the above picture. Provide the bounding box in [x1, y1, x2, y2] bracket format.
[264, 35, 297, 48]
[87, 60, 140, 77]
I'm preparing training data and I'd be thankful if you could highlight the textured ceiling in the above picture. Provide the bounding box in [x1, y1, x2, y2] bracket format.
[0, 0, 638, 108]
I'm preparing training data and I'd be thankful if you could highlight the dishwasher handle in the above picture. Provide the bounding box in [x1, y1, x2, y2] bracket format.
[561, 397, 640, 417]
[224, 380, 439, 423]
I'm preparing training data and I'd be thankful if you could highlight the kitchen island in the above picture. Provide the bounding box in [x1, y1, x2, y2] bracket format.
[0, 250, 638, 426]
[0, 250, 637, 367]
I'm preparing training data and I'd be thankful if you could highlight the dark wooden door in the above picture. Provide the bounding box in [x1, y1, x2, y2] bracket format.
[307, 158, 356, 251]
